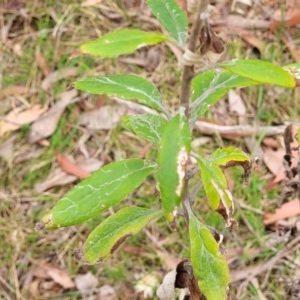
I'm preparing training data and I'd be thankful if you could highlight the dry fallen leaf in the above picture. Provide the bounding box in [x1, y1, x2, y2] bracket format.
[36, 49, 51, 76]
[34, 158, 102, 192]
[241, 33, 265, 53]
[80, 105, 129, 130]
[0, 136, 16, 162]
[32, 263, 74, 289]
[81, 0, 102, 6]
[262, 146, 285, 176]
[57, 154, 91, 179]
[75, 272, 98, 295]
[0, 105, 46, 137]
[230, 265, 262, 283]
[263, 198, 300, 225]
[41, 67, 78, 90]
[28, 89, 78, 143]
[98, 285, 117, 300]
[0, 84, 27, 98]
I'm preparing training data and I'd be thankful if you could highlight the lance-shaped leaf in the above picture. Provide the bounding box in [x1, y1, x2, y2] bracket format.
[82, 207, 163, 264]
[74, 74, 166, 113]
[188, 209, 230, 300]
[190, 69, 258, 123]
[81, 29, 168, 57]
[210, 147, 252, 184]
[147, 0, 188, 47]
[122, 114, 167, 146]
[38, 159, 156, 229]
[220, 59, 296, 88]
[196, 154, 235, 228]
[157, 113, 191, 221]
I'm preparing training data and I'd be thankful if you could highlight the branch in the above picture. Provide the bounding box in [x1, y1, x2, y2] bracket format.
[180, 0, 209, 117]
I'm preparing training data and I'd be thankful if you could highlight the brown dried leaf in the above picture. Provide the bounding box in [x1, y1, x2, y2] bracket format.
[241, 33, 265, 53]
[32, 263, 74, 289]
[270, 8, 300, 32]
[263, 198, 300, 225]
[0, 136, 16, 162]
[34, 158, 102, 192]
[79, 105, 128, 130]
[57, 154, 91, 179]
[28, 89, 78, 143]
[81, 0, 102, 6]
[41, 67, 78, 90]
[0, 84, 27, 98]
[75, 272, 98, 295]
[230, 265, 262, 283]
[0, 105, 46, 137]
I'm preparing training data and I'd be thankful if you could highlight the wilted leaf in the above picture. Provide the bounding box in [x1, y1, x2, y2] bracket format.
[221, 59, 296, 88]
[38, 159, 156, 228]
[32, 263, 74, 289]
[0, 105, 46, 137]
[41, 67, 78, 90]
[34, 158, 102, 193]
[28, 89, 78, 143]
[147, 0, 188, 47]
[80, 105, 128, 130]
[82, 207, 163, 263]
[80, 29, 168, 57]
[196, 154, 235, 228]
[157, 113, 191, 221]
[75, 75, 166, 113]
[188, 209, 230, 300]
[57, 154, 91, 179]
[263, 199, 300, 225]
[190, 69, 258, 123]
[209, 147, 251, 182]
[156, 270, 177, 299]
[122, 114, 167, 146]
[75, 272, 98, 295]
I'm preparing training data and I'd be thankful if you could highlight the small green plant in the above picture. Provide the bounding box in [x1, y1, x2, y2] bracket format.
[36, 0, 300, 299]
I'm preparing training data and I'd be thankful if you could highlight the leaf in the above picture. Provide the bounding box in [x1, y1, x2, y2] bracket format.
[220, 59, 296, 88]
[189, 210, 230, 300]
[0, 104, 46, 137]
[38, 159, 156, 229]
[209, 147, 251, 182]
[82, 207, 163, 263]
[196, 154, 235, 228]
[28, 89, 78, 143]
[74, 75, 166, 112]
[147, 0, 188, 47]
[80, 29, 168, 57]
[157, 113, 191, 221]
[190, 69, 258, 123]
[122, 114, 167, 146]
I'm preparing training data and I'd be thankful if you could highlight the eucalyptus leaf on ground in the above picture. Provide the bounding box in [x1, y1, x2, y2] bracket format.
[37, 159, 156, 229]
[74, 74, 166, 112]
[81, 29, 168, 57]
[122, 114, 167, 146]
[221, 59, 296, 88]
[147, 0, 188, 47]
[157, 113, 191, 221]
[82, 207, 163, 263]
[188, 209, 230, 300]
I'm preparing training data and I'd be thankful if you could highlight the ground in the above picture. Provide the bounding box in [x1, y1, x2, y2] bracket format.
[1, 0, 300, 299]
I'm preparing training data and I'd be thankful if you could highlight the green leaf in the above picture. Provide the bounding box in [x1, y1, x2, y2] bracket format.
[210, 147, 250, 165]
[196, 155, 234, 228]
[221, 59, 296, 88]
[83, 207, 163, 264]
[40, 159, 156, 229]
[190, 69, 258, 123]
[81, 29, 168, 57]
[122, 114, 168, 146]
[157, 112, 191, 221]
[147, 0, 188, 47]
[74, 75, 166, 112]
[189, 210, 230, 300]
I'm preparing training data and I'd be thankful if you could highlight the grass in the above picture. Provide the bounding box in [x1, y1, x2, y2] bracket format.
[0, 0, 299, 299]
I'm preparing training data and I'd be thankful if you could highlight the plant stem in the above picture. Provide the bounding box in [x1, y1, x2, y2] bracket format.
[180, 0, 209, 118]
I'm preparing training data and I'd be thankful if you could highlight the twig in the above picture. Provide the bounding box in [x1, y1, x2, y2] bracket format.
[193, 63, 219, 77]
[180, 0, 209, 117]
